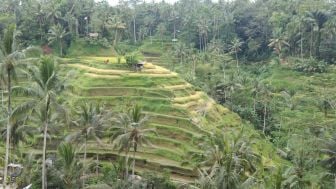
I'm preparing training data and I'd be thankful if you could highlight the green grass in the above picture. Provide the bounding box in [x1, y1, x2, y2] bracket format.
[139, 40, 167, 56]
[67, 39, 116, 57]
[73, 75, 186, 88]
[73, 86, 175, 98]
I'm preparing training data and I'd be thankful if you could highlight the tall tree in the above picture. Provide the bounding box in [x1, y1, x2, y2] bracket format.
[35, 3, 46, 42]
[229, 38, 243, 68]
[156, 23, 167, 45]
[0, 25, 15, 187]
[197, 18, 209, 52]
[0, 23, 41, 186]
[199, 130, 261, 189]
[268, 35, 290, 62]
[259, 84, 273, 134]
[48, 24, 68, 57]
[56, 143, 82, 189]
[129, 0, 141, 43]
[109, 16, 126, 46]
[66, 102, 106, 188]
[144, 15, 155, 44]
[306, 10, 329, 58]
[111, 105, 156, 179]
[19, 56, 67, 189]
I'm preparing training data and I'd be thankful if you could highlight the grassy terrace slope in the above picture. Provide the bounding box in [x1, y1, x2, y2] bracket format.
[30, 56, 282, 183]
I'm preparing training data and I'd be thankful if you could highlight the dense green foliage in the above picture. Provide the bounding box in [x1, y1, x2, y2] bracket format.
[0, 0, 335, 188]
[294, 58, 329, 73]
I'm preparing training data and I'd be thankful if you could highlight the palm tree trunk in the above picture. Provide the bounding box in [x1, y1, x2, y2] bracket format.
[132, 150, 135, 176]
[193, 58, 196, 78]
[161, 34, 163, 46]
[253, 98, 256, 113]
[114, 29, 118, 46]
[3, 70, 12, 187]
[173, 21, 176, 39]
[310, 30, 313, 58]
[235, 49, 239, 68]
[42, 96, 50, 189]
[42, 121, 48, 189]
[82, 135, 87, 188]
[199, 34, 201, 52]
[75, 19, 79, 36]
[204, 33, 208, 51]
[300, 23, 303, 60]
[316, 30, 321, 58]
[1, 88, 3, 109]
[125, 149, 129, 180]
[132, 140, 136, 176]
[59, 40, 63, 57]
[40, 22, 43, 42]
[96, 154, 99, 177]
[263, 103, 267, 134]
[133, 16, 137, 43]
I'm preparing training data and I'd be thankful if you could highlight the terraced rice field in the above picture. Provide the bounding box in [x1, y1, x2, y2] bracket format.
[19, 55, 283, 184]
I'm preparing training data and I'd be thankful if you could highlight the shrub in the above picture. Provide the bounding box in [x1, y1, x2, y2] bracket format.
[84, 37, 111, 48]
[125, 53, 139, 68]
[142, 172, 176, 189]
[293, 58, 328, 73]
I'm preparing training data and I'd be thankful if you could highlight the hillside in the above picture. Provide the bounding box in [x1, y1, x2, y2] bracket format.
[139, 40, 336, 185]
[18, 55, 282, 184]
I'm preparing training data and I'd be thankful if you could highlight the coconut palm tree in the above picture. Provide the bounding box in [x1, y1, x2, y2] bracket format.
[110, 105, 156, 179]
[200, 130, 261, 189]
[156, 23, 167, 45]
[174, 42, 187, 64]
[17, 56, 67, 189]
[46, 1, 61, 25]
[48, 24, 68, 57]
[108, 16, 126, 46]
[197, 18, 210, 52]
[268, 36, 289, 62]
[0, 116, 35, 153]
[35, 3, 47, 41]
[251, 78, 263, 113]
[66, 102, 106, 188]
[0, 24, 39, 186]
[281, 89, 297, 110]
[109, 111, 131, 179]
[229, 37, 243, 68]
[259, 84, 273, 134]
[317, 97, 334, 117]
[282, 157, 309, 188]
[129, 0, 141, 43]
[144, 15, 155, 44]
[0, 25, 16, 186]
[306, 10, 329, 58]
[192, 167, 217, 189]
[56, 143, 82, 189]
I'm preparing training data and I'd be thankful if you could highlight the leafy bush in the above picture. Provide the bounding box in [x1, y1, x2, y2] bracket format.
[84, 37, 111, 48]
[294, 58, 328, 73]
[125, 52, 143, 69]
[115, 43, 138, 54]
[125, 53, 141, 68]
[142, 172, 176, 189]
